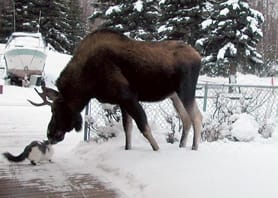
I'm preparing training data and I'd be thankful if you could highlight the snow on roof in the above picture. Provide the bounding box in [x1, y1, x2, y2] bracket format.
[10, 32, 42, 38]
[0, 44, 5, 55]
[6, 32, 45, 48]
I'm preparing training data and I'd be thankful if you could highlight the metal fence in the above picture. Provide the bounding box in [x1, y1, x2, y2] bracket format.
[84, 83, 278, 141]
[196, 83, 278, 121]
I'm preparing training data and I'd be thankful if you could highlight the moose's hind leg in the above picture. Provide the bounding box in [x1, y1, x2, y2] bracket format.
[121, 107, 133, 150]
[184, 100, 202, 150]
[170, 93, 192, 148]
[120, 98, 159, 151]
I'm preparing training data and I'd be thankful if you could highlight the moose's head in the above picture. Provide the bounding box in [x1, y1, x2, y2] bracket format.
[28, 82, 82, 144]
[47, 97, 83, 144]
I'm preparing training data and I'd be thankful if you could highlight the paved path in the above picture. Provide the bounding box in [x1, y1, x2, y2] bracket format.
[0, 162, 117, 198]
[0, 103, 121, 198]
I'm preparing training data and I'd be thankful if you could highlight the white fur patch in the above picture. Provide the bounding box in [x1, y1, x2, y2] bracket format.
[28, 145, 54, 164]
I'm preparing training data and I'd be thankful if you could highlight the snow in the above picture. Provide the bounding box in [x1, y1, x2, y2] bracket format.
[217, 42, 237, 60]
[6, 32, 45, 48]
[250, 8, 264, 23]
[133, 0, 143, 12]
[1, 51, 278, 198]
[43, 50, 71, 87]
[220, 8, 230, 16]
[105, 5, 122, 16]
[222, 0, 240, 10]
[231, 113, 260, 141]
[247, 16, 260, 34]
[159, 0, 166, 5]
[195, 38, 207, 48]
[201, 19, 213, 30]
[157, 25, 173, 33]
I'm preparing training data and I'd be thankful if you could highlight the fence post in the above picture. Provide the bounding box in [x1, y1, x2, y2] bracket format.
[203, 83, 208, 112]
[84, 103, 90, 141]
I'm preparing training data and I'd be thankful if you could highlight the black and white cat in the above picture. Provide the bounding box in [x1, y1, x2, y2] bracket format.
[3, 140, 54, 165]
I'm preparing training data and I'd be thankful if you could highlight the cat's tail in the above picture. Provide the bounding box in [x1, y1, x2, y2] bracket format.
[3, 151, 28, 162]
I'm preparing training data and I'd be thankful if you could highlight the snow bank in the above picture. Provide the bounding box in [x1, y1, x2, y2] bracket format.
[72, 130, 278, 198]
[231, 113, 260, 141]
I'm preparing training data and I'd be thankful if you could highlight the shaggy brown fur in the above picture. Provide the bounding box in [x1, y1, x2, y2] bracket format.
[46, 29, 202, 151]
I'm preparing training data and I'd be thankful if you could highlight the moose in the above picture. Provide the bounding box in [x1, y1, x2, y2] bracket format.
[29, 29, 202, 151]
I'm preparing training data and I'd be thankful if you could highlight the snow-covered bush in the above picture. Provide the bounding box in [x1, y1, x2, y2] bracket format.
[101, 104, 121, 127]
[202, 114, 230, 142]
[90, 125, 119, 143]
[160, 107, 181, 144]
[258, 119, 275, 139]
[230, 113, 260, 141]
[201, 91, 271, 142]
[85, 103, 121, 143]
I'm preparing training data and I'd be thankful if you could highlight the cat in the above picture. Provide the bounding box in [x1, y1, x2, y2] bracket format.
[3, 140, 54, 165]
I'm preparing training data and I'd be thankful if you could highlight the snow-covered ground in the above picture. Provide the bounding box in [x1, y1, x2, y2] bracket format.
[1, 50, 278, 198]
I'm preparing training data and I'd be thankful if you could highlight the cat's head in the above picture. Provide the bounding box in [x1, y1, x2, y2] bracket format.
[43, 140, 52, 145]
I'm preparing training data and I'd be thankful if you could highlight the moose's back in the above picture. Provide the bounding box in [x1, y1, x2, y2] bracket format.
[58, 29, 201, 102]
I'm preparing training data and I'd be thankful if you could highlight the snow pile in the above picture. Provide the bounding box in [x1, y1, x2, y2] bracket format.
[231, 113, 260, 141]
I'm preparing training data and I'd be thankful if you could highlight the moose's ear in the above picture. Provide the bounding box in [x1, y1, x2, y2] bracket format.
[74, 114, 82, 132]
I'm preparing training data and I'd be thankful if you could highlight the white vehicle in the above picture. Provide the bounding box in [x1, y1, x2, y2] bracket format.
[4, 32, 47, 86]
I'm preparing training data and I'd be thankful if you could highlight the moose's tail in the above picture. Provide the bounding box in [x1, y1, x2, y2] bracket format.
[3, 151, 28, 162]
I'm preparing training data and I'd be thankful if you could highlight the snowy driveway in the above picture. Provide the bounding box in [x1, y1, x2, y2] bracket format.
[0, 89, 121, 197]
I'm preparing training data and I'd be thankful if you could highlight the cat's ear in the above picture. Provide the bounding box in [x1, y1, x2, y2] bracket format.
[74, 114, 82, 132]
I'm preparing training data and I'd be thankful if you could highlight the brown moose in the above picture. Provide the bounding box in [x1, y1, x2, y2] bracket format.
[30, 29, 202, 151]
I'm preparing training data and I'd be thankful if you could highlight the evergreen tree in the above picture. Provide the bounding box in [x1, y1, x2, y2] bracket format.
[64, 0, 86, 53]
[0, 1, 15, 42]
[90, 0, 160, 40]
[40, 0, 86, 54]
[0, 0, 86, 54]
[196, 0, 264, 77]
[158, 0, 205, 45]
[14, 0, 39, 32]
[34, 0, 71, 53]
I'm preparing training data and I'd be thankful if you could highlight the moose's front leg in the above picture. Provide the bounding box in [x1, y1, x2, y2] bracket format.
[121, 107, 133, 150]
[120, 99, 159, 151]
